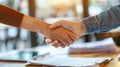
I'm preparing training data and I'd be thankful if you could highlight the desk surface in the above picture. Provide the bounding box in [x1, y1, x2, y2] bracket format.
[0, 46, 120, 67]
[0, 62, 25, 67]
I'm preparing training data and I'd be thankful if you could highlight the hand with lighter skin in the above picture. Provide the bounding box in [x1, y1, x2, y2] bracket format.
[44, 20, 87, 48]
[20, 16, 77, 48]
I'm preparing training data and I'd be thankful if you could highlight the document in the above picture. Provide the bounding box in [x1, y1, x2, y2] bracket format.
[28, 54, 112, 67]
[69, 37, 117, 53]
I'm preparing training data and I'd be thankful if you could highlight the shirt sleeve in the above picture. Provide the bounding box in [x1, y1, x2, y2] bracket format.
[0, 4, 24, 27]
[82, 4, 120, 34]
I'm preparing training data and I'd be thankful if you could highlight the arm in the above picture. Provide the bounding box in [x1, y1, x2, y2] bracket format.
[21, 16, 77, 48]
[0, 4, 77, 48]
[0, 4, 23, 27]
[45, 4, 120, 47]
[20, 16, 49, 35]
[82, 4, 120, 33]
[49, 4, 120, 35]
[0, 4, 50, 34]
[0, 4, 48, 36]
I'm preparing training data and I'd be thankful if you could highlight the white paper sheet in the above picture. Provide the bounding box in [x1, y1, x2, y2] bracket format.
[28, 55, 111, 67]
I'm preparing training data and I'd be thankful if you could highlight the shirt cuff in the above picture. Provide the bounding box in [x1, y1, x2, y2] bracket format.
[81, 16, 100, 34]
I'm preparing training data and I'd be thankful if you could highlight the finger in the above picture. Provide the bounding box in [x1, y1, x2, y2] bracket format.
[54, 43, 60, 48]
[57, 40, 66, 48]
[69, 33, 78, 41]
[51, 40, 59, 46]
[50, 40, 59, 48]
[59, 38, 69, 47]
[60, 44, 66, 48]
[65, 32, 77, 46]
[65, 33, 75, 45]
[49, 21, 62, 29]
[66, 38, 74, 46]
[45, 39, 53, 44]
[64, 39, 70, 46]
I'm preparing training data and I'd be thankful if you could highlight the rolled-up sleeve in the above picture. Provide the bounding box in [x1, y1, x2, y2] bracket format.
[82, 4, 120, 34]
[0, 4, 24, 27]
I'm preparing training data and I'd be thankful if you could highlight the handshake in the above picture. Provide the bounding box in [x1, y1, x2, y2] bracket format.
[43, 20, 87, 48]
[21, 16, 87, 48]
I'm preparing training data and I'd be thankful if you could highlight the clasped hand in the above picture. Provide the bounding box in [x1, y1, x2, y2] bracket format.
[43, 20, 86, 48]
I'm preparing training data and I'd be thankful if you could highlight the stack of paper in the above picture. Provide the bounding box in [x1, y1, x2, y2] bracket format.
[69, 37, 117, 54]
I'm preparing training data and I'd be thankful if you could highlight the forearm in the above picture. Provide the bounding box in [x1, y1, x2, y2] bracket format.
[20, 15, 50, 34]
[0, 4, 24, 27]
[82, 4, 120, 34]
[0, 4, 49, 35]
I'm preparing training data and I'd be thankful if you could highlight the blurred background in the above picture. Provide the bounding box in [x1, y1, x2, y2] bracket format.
[0, 0, 120, 52]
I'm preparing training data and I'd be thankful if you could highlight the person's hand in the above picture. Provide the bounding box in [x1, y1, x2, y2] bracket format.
[20, 16, 77, 48]
[44, 20, 86, 47]
[42, 24, 77, 48]
[50, 20, 86, 37]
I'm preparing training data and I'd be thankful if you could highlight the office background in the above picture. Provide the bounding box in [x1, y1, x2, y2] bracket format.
[0, 0, 120, 52]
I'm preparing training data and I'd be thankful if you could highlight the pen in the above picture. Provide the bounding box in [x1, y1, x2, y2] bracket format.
[95, 57, 112, 65]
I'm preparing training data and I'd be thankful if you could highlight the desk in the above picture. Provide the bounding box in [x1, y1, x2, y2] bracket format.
[25, 46, 120, 67]
[0, 57, 119, 67]
[0, 45, 120, 67]
[25, 53, 120, 67]
[0, 62, 25, 67]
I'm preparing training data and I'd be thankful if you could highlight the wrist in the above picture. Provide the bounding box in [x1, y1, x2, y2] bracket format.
[40, 24, 51, 35]
[20, 15, 49, 34]
[80, 22, 87, 35]
[75, 22, 87, 37]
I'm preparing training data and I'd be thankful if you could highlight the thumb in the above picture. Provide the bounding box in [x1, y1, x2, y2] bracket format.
[49, 21, 62, 29]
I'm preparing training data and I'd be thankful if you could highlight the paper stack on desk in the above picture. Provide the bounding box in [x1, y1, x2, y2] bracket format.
[69, 37, 117, 54]
[28, 54, 112, 67]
